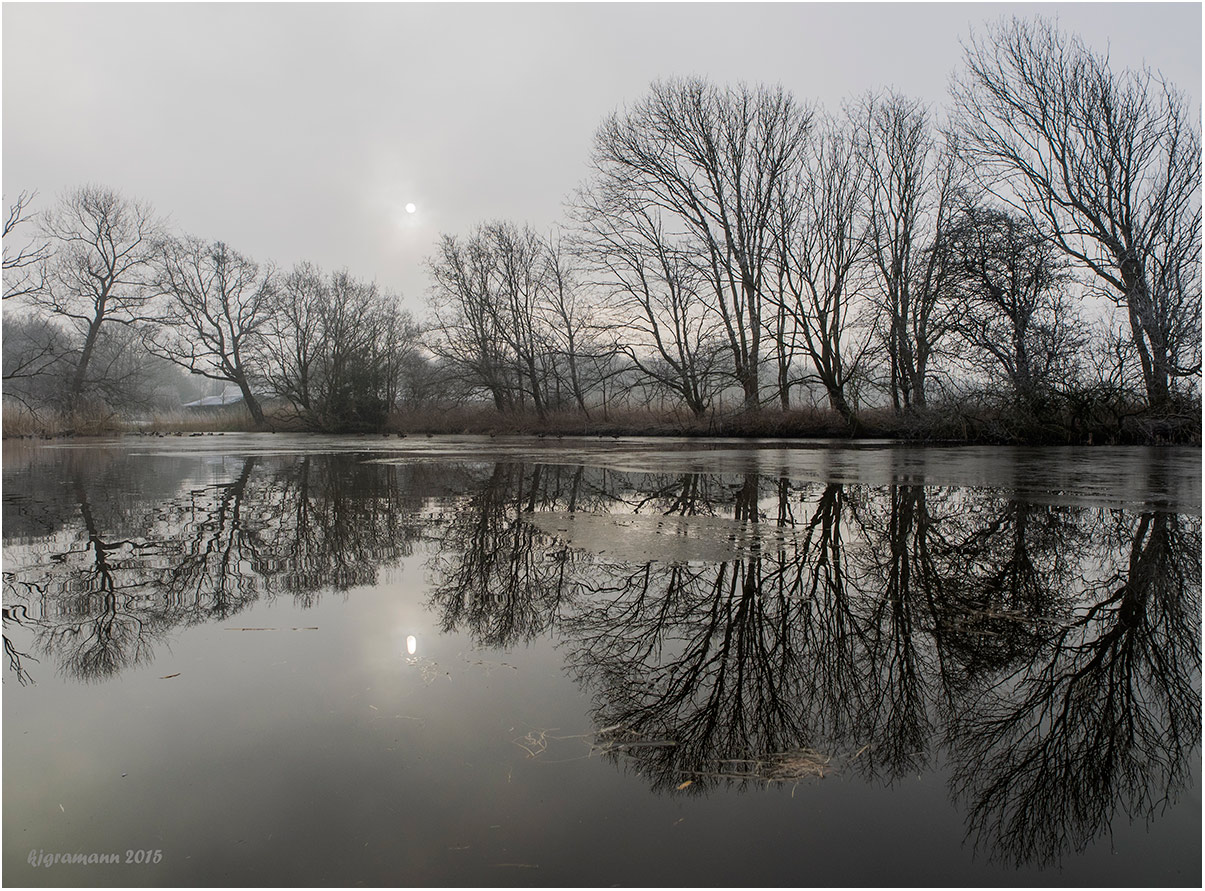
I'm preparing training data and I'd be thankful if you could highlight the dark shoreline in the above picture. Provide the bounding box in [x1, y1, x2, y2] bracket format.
[4, 402, 1200, 446]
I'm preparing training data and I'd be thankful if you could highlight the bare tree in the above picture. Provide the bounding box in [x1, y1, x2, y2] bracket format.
[31, 186, 163, 412]
[771, 115, 874, 422]
[262, 262, 324, 417]
[585, 78, 812, 410]
[430, 222, 614, 417]
[540, 231, 610, 416]
[319, 270, 413, 431]
[953, 16, 1201, 410]
[2, 190, 50, 302]
[263, 265, 415, 431]
[2, 313, 72, 410]
[571, 191, 728, 418]
[428, 227, 521, 410]
[148, 237, 276, 425]
[489, 221, 552, 417]
[944, 203, 1082, 407]
[856, 92, 962, 411]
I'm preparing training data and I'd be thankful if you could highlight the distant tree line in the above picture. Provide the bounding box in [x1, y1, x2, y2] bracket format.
[2, 187, 424, 432]
[3, 17, 1199, 436]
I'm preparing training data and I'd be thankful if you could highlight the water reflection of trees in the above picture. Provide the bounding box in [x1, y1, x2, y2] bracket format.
[2, 451, 455, 682]
[12, 471, 182, 680]
[253, 455, 431, 603]
[948, 509, 1201, 867]
[842, 483, 1092, 780]
[427, 463, 607, 647]
[4, 450, 1199, 869]
[557, 480, 858, 792]
[426, 463, 1200, 867]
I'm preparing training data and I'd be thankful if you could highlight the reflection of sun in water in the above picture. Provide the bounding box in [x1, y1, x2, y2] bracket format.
[404, 202, 417, 214]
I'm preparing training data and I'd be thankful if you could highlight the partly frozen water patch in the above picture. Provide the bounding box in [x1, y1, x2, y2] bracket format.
[526, 511, 811, 562]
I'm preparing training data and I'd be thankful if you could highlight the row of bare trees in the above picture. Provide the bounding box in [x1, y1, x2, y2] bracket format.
[429, 16, 1198, 424]
[3, 187, 422, 430]
[3, 17, 1198, 432]
[428, 222, 616, 417]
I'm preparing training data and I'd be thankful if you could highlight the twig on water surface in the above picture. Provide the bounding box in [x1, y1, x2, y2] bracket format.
[511, 723, 680, 763]
[224, 627, 319, 631]
[674, 746, 846, 792]
[513, 728, 555, 758]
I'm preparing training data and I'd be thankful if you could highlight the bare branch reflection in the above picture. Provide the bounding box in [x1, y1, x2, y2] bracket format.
[427, 462, 1199, 866]
[3, 450, 444, 680]
[2, 448, 1198, 870]
[427, 463, 599, 647]
[947, 509, 1201, 867]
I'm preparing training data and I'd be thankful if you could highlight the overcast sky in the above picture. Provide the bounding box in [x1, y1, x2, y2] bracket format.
[4, 2, 1200, 313]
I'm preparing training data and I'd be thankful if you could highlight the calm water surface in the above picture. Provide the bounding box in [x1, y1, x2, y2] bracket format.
[3, 435, 1200, 886]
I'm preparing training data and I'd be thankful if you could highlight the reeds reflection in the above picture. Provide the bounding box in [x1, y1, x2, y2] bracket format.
[2, 447, 1199, 869]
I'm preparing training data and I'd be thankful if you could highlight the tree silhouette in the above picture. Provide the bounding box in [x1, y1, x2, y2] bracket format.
[947, 508, 1201, 867]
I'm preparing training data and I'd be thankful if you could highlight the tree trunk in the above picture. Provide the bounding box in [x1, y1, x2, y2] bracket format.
[740, 357, 761, 411]
[68, 316, 104, 413]
[566, 350, 590, 417]
[911, 363, 927, 409]
[776, 302, 791, 411]
[1121, 265, 1170, 411]
[826, 383, 857, 428]
[526, 356, 545, 420]
[777, 351, 791, 411]
[235, 375, 266, 426]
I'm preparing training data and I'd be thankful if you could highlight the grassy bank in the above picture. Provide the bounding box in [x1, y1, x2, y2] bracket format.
[2, 404, 255, 438]
[5, 399, 1199, 445]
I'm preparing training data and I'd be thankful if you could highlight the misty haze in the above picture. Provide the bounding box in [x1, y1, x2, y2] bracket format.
[2, 3, 1200, 887]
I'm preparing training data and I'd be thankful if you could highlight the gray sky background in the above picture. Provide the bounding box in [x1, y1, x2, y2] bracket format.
[4, 2, 1200, 313]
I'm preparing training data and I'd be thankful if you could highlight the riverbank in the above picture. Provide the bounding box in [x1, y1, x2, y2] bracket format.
[4, 400, 1200, 445]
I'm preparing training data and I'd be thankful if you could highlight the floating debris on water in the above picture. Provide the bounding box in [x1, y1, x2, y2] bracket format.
[224, 627, 319, 632]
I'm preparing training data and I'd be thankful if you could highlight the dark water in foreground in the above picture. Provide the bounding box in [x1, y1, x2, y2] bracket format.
[2, 435, 1200, 886]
